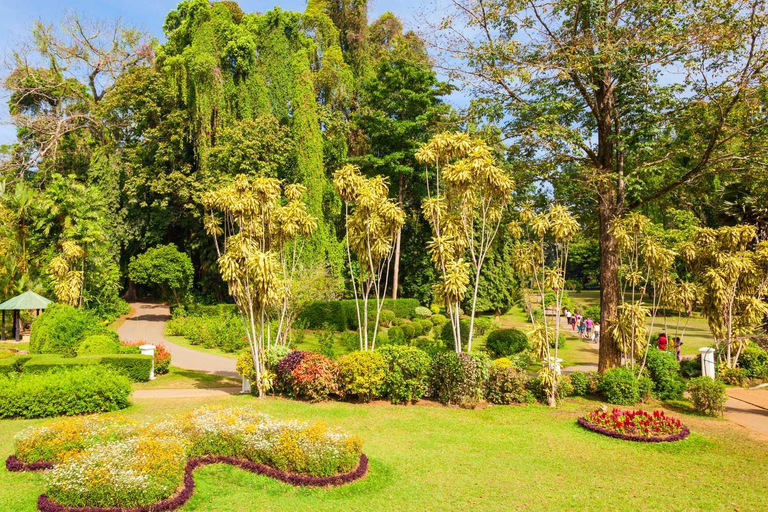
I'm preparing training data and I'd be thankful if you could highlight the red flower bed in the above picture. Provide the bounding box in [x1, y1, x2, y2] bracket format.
[578, 408, 690, 443]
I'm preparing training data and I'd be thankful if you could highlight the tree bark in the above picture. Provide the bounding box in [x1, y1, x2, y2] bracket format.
[597, 186, 622, 372]
[392, 174, 404, 299]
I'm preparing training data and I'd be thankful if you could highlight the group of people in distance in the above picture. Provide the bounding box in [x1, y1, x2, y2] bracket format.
[656, 332, 683, 362]
[563, 309, 600, 343]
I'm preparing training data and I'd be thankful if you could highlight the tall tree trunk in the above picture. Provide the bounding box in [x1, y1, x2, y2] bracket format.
[597, 185, 622, 372]
[392, 174, 404, 299]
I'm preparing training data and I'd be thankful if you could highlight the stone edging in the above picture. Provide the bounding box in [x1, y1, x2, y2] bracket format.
[577, 417, 690, 443]
[6, 453, 368, 511]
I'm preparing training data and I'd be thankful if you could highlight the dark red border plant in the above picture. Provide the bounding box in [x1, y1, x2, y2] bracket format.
[7, 453, 368, 512]
[578, 408, 690, 443]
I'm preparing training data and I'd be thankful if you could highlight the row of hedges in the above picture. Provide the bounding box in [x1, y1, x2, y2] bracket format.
[297, 299, 420, 331]
[0, 366, 132, 419]
[165, 315, 246, 352]
[29, 304, 119, 356]
[0, 354, 153, 382]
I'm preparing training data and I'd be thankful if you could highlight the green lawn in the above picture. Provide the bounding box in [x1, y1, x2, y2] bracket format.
[2, 395, 766, 510]
[132, 366, 241, 390]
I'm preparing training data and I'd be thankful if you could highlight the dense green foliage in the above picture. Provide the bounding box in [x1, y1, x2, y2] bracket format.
[29, 304, 114, 356]
[486, 366, 532, 405]
[687, 377, 727, 417]
[337, 351, 387, 401]
[78, 334, 121, 356]
[485, 328, 528, 358]
[643, 348, 686, 401]
[297, 299, 420, 330]
[128, 244, 194, 306]
[0, 366, 131, 419]
[378, 345, 431, 404]
[599, 367, 650, 405]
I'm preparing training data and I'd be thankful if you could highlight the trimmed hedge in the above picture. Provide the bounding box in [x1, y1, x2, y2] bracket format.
[297, 299, 421, 330]
[78, 334, 121, 355]
[11, 355, 153, 382]
[0, 366, 132, 419]
[100, 355, 154, 383]
[485, 328, 528, 358]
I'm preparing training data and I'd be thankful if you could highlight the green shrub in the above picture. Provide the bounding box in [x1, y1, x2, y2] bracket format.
[599, 367, 648, 405]
[265, 345, 291, 371]
[100, 355, 154, 382]
[486, 367, 532, 404]
[643, 347, 686, 400]
[440, 320, 472, 351]
[430, 352, 487, 407]
[419, 318, 433, 334]
[379, 309, 396, 327]
[680, 356, 702, 378]
[568, 371, 589, 396]
[378, 345, 431, 404]
[402, 323, 416, 341]
[337, 351, 387, 401]
[317, 324, 336, 359]
[411, 335, 446, 356]
[0, 366, 131, 419]
[165, 315, 245, 352]
[431, 314, 447, 327]
[485, 328, 528, 358]
[586, 371, 603, 395]
[387, 326, 405, 345]
[77, 334, 120, 356]
[473, 317, 493, 335]
[22, 355, 100, 374]
[414, 306, 432, 319]
[718, 366, 747, 386]
[688, 377, 727, 417]
[29, 304, 108, 355]
[583, 305, 600, 321]
[738, 345, 768, 379]
[0, 356, 30, 375]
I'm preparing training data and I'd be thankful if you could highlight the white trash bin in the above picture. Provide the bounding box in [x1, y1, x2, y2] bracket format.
[699, 347, 716, 379]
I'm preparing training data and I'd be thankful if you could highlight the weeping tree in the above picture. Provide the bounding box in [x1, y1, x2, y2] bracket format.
[415, 132, 514, 352]
[202, 176, 316, 397]
[680, 225, 768, 368]
[333, 164, 405, 351]
[510, 204, 579, 406]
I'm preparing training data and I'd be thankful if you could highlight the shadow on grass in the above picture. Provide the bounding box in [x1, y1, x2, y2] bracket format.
[145, 367, 241, 389]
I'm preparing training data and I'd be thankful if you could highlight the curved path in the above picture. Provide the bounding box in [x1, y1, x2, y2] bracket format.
[117, 302, 239, 379]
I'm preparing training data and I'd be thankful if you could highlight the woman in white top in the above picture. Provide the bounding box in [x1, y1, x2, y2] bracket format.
[592, 322, 600, 343]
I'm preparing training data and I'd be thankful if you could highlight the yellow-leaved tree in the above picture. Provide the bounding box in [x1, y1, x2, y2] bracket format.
[333, 164, 405, 351]
[680, 225, 768, 368]
[415, 132, 514, 353]
[48, 241, 85, 306]
[202, 176, 316, 397]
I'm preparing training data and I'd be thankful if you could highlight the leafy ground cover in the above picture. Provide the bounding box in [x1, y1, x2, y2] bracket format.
[2, 395, 767, 510]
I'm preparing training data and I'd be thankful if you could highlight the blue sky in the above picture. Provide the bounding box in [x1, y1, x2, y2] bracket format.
[0, 0, 447, 146]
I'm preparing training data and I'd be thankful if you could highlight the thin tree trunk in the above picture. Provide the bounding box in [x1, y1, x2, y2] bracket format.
[392, 175, 403, 299]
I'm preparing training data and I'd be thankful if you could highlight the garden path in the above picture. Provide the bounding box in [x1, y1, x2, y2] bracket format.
[724, 388, 768, 438]
[117, 302, 239, 379]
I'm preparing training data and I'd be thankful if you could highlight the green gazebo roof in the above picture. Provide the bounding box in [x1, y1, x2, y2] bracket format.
[0, 290, 53, 311]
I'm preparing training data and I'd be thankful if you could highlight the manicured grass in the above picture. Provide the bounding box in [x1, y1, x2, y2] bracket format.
[2, 395, 767, 510]
[132, 366, 241, 390]
[0, 342, 29, 352]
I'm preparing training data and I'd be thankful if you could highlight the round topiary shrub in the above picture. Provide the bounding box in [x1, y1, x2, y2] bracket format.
[687, 376, 727, 417]
[485, 328, 528, 358]
[378, 345, 431, 404]
[401, 323, 416, 341]
[337, 351, 387, 402]
[414, 306, 433, 319]
[440, 320, 471, 351]
[738, 345, 768, 379]
[379, 309, 396, 327]
[77, 334, 120, 356]
[387, 326, 405, 345]
[643, 347, 685, 400]
[30, 304, 107, 356]
[411, 321, 424, 337]
[411, 335, 446, 356]
[431, 313, 447, 326]
[473, 317, 493, 335]
[599, 367, 651, 405]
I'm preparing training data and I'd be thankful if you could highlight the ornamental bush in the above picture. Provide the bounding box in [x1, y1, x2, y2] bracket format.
[688, 377, 727, 417]
[29, 304, 109, 356]
[297, 299, 420, 330]
[78, 334, 120, 355]
[569, 371, 589, 396]
[586, 371, 603, 395]
[414, 306, 432, 319]
[738, 345, 768, 379]
[643, 347, 686, 400]
[402, 323, 416, 341]
[387, 326, 405, 345]
[337, 351, 387, 402]
[165, 315, 245, 352]
[431, 313, 447, 327]
[440, 320, 472, 351]
[473, 317, 493, 335]
[486, 366, 532, 404]
[485, 328, 528, 358]
[599, 367, 651, 405]
[430, 352, 489, 407]
[119, 341, 172, 375]
[287, 352, 338, 401]
[0, 366, 131, 419]
[379, 309, 396, 327]
[411, 334, 446, 356]
[680, 356, 702, 378]
[100, 355, 154, 382]
[378, 345, 431, 404]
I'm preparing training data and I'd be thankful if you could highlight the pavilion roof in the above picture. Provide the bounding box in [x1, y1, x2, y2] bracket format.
[0, 290, 53, 311]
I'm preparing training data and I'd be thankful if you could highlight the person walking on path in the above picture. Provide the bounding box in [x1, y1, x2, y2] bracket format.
[674, 336, 682, 361]
[585, 317, 593, 338]
[593, 322, 600, 344]
[565, 308, 572, 328]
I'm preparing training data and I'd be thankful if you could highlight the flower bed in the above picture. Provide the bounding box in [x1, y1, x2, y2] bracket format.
[7, 407, 367, 511]
[578, 408, 690, 443]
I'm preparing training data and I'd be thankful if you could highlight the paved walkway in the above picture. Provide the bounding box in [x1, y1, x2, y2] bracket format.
[725, 388, 768, 437]
[117, 302, 239, 379]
